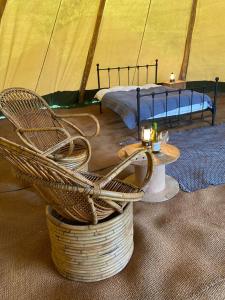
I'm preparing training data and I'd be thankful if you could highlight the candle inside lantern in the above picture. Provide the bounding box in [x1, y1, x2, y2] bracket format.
[170, 72, 175, 82]
[143, 128, 151, 141]
[141, 127, 152, 147]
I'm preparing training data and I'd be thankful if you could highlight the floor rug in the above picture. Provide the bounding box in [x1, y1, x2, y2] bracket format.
[166, 123, 225, 192]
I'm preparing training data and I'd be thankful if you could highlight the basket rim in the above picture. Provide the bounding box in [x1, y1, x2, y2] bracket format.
[46, 202, 132, 230]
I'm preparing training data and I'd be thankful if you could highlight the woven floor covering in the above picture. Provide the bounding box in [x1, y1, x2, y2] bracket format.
[166, 123, 225, 192]
[1, 102, 225, 300]
[1, 182, 225, 300]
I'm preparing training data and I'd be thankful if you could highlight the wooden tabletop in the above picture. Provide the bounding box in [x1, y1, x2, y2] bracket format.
[118, 143, 180, 166]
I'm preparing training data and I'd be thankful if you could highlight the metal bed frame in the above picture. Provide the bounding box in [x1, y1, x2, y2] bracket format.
[96, 60, 219, 139]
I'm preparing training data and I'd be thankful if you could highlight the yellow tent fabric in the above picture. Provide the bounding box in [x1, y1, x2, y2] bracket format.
[88, 0, 192, 89]
[0, 0, 100, 95]
[0, 0, 223, 96]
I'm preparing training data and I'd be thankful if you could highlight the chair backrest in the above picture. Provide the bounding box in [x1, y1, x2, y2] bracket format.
[0, 88, 65, 151]
[0, 137, 91, 188]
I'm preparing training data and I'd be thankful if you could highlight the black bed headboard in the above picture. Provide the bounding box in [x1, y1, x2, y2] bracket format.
[96, 59, 158, 89]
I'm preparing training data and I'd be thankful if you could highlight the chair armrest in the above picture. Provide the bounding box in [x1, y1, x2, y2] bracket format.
[54, 113, 100, 137]
[17, 126, 69, 135]
[97, 149, 153, 190]
[17, 128, 91, 169]
[16, 127, 71, 155]
[42, 135, 91, 170]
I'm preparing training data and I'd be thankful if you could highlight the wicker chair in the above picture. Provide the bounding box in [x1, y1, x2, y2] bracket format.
[0, 87, 100, 170]
[0, 137, 153, 225]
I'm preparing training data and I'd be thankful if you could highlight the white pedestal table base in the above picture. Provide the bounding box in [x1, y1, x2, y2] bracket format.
[125, 163, 179, 203]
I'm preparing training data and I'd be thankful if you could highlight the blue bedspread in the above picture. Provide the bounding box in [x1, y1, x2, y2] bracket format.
[102, 86, 212, 129]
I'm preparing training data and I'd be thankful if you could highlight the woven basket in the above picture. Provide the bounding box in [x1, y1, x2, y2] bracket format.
[46, 203, 133, 282]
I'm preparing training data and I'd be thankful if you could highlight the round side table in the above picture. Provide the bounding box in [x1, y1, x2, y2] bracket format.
[118, 143, 180, 203]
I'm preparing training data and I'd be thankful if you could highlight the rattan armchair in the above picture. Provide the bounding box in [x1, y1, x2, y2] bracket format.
[0, 137, 153, 225]
[0, 88, 100, 170]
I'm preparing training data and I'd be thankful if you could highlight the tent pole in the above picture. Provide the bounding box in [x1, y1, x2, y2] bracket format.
[0, 0, 7, 23]
[179, 0, 198, 81]
[79, 0, 106, 103]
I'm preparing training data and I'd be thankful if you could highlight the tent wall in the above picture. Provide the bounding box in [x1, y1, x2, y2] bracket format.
[0, 0, 224, 99]
[135, 0, 192, 85]
[0, 0, 100, 95]
[87, 0, 192, 89]
[87, 0, 152, 89]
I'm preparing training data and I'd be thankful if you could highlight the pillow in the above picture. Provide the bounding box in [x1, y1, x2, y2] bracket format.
[94, 86, 137, 101]
[142, 83, 161, 89]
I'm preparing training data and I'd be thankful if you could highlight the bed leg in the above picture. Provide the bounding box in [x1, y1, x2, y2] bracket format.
[212, 77, 219, 126]
[211, 105, 216, 126]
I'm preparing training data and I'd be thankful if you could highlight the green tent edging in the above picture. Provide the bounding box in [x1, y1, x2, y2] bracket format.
[0, 81, 223, 119]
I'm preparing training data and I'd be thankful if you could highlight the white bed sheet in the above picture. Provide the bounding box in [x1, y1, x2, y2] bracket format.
[151, 102, 210, 119]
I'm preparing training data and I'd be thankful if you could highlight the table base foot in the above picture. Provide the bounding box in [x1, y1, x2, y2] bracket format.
[143, 175, 179, 203]
[124, 174, 179, 203]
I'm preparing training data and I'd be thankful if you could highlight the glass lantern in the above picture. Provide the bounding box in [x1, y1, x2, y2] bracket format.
[169, 72, 175, 83]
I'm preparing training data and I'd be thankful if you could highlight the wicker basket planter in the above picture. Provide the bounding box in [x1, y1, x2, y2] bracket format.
[46, 203, 133, 282]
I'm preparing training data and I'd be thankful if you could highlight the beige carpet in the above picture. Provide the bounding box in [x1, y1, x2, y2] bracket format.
[0, 100, 225, 300]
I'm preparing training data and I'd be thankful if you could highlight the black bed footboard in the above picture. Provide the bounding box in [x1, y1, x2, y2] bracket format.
[136, 77, 219, 140]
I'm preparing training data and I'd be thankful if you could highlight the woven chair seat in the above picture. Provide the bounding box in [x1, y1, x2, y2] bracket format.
[0, 137, 154, 225]
[0, 87, 100, 171]
[16, 171, 140, 223]
[83, 172, 138, 193]
[56, 144, 89, 170]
